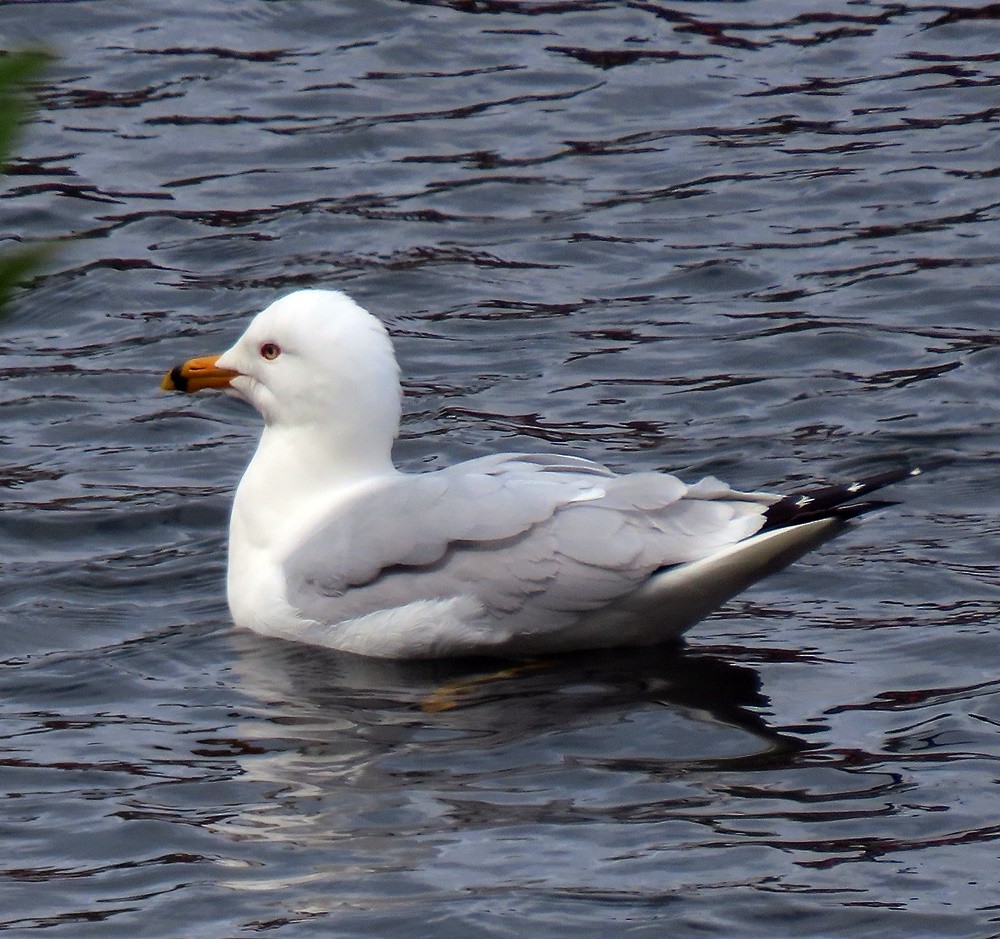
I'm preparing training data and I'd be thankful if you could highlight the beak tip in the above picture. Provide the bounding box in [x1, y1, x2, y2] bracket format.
[160, 364, 186, 392]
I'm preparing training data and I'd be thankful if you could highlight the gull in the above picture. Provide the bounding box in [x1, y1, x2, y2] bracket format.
[162, 289, 918, 659]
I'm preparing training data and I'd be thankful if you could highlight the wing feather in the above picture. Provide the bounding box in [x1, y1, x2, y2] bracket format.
[282, 455, 771, 635]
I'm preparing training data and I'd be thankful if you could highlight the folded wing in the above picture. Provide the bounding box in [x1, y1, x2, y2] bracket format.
[281, 454, 773, 641]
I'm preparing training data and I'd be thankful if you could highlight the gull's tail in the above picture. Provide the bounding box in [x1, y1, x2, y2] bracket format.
[761, 466, 922, 530]
[580, 465, 923, 650]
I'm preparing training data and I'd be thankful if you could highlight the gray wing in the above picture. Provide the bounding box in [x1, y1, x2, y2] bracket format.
[282, 453, 772, 635]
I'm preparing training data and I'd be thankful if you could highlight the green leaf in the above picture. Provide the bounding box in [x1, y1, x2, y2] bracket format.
[0, 49, 52, 317]
[0, 242, 52, 311]
[0, 49, 49, 168]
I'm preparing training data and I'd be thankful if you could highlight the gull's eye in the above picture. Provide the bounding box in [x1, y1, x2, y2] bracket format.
[260, 342, 281, 361]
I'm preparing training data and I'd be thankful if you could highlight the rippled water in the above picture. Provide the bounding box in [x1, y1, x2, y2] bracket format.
[1, 1, 998, 936]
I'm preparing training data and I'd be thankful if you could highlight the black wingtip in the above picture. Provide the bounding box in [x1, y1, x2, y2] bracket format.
[762, 466, 920, 531]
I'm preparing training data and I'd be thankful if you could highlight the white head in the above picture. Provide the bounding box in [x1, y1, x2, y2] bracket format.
[165, 289, 403, 472]
[219, 289, 400, 429]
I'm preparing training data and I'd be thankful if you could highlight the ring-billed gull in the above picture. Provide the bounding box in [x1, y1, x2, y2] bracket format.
[162, 289, 918, 659]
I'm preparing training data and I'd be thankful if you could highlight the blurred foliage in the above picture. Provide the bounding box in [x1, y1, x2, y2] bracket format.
[0, 49, 51, 313]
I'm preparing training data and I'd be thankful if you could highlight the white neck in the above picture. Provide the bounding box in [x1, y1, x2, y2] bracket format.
[231, 422, 397, 555]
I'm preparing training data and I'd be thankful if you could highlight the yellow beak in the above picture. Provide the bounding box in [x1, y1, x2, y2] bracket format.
[161, 354, 239, 393]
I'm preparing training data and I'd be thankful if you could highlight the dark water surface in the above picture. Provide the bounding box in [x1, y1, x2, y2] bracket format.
[1, 1, 998, 936]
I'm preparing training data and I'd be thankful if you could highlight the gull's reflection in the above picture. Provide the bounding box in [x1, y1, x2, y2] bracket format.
[228, 631, 805, 762]
[216, 633, 813, 855]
